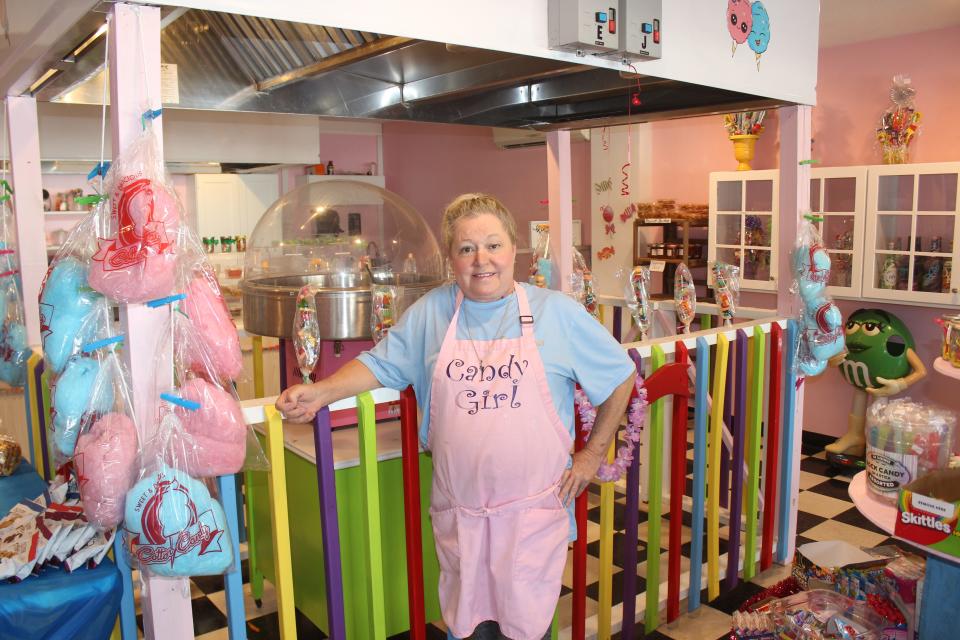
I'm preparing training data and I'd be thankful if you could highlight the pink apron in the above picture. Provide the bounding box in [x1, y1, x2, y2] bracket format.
[428, 284, 572, 640]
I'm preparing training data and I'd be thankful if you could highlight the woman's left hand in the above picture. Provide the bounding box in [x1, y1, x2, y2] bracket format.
[558, 449, 602, 506]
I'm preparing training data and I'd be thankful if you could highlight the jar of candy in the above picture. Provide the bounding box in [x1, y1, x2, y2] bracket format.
[664, 244, 676, 258]
[865, 399, 956, 502]
[950, 315, 960, 367]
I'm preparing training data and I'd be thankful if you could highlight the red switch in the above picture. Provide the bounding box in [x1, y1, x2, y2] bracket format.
[609, 8, 616, 34]
[653, 19, 660, 44]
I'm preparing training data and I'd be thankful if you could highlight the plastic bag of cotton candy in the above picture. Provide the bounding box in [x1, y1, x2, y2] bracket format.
[49, 322, 139, 529]
[174, 225, 243, 383]
[122, 403, 234, 578]
[157, 307, 267, 478]
[89, 120, 180, 303]
[40, 212, 107, 378]
[0, 277, 31, 387]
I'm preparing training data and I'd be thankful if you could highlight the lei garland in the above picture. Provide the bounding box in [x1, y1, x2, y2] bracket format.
[574, 376, 648, 482]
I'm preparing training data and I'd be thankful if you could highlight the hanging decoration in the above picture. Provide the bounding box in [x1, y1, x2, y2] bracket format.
[601, 204, 616, 236]
[594, 177, 612, 194]
[877, 75, 922, 164]
[620, 202, 637, 223]
[597, 246, 616, 261]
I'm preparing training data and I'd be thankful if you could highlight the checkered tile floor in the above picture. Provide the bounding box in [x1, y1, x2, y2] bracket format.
[134, 432, 898, 639]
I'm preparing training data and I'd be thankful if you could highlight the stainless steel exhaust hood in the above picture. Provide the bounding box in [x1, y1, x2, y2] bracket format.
[31, 7, 788, 130]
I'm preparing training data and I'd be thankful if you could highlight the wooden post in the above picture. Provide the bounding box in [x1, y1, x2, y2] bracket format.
[546, 131, 573, 293]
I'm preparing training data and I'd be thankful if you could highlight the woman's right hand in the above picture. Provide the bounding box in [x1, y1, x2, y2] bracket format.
[276, 383, 326, 423]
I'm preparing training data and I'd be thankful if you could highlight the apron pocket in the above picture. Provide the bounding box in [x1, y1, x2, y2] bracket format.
[430, 508, 461, 576]
[512, 506, 568, 588]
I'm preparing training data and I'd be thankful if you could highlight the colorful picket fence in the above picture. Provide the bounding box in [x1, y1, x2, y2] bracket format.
[282, 317, 799, 639]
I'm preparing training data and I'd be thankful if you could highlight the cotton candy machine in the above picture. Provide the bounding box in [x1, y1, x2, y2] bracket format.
[240, 179, 445, 340]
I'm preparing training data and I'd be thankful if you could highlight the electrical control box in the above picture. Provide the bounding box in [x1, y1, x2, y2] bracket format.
[548, 0, 621, 54]
[617, 0, 662, 61]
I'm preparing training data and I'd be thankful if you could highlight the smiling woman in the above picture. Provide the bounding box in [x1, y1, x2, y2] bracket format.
[276, 192, 636, 640]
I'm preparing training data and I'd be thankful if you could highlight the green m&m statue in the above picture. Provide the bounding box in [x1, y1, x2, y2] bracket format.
[827, 308, 927, 457]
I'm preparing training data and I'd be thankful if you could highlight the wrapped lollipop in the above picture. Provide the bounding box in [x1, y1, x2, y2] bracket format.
[582, 272, 599, 320]
[294, 285, 321, 379]
[625, 266, 651, 340]
[674, 263, 697, 333]
[370, 284, 398, 346]
[712, 261, 740, 326]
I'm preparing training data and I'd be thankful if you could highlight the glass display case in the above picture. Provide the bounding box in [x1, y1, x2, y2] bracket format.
[240, 178, 445, 338]
[863, 162, 960, 306]
[708, 170, 778, 291]
[809, 167, 868, 298]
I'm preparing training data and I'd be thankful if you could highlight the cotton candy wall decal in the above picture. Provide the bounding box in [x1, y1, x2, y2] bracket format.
[175, 377, 246, 477]
[123, 463, 233, 577]
[182, 275, 242, 381]
[75, 413, 138, 529]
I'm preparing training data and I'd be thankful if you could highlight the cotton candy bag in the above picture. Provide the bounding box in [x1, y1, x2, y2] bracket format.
[72, 347, 140, 529]
[0, 276, 30, 387]
[122, 408, 233, 578]
[161, 309, 267, 477]
[89, 122, 179, 303]
[40, 211, 106, 375]
[176, 226, 243, 382]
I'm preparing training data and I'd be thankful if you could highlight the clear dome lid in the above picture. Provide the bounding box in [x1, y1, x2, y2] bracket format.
[244, 179, 444, 285]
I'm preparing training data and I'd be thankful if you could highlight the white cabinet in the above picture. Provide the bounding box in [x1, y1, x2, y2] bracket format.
[708, 170, 778, 291]
[192, 174, 279, 240]
[862, 162, 960, 306]
[810, 167, 868, 298]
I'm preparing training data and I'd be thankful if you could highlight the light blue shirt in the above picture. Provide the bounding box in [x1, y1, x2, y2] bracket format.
[357, 282, 635, 540]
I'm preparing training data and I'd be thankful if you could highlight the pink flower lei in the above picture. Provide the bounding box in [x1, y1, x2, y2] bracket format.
[574, 376, 648, 482]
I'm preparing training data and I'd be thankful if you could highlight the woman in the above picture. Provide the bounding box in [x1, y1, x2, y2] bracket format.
[277, 194, 635, 640]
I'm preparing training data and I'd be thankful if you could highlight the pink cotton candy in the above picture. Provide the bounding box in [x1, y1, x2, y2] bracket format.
[183, 274, 243, 381]
[75, 413, 138, 529]
[176, 377, 246, 477]
[89, 176, 179, 303]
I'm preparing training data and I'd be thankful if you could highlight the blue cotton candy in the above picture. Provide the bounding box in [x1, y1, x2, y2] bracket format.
[41, 259, 101, 374]
[6, 322, 26, 352]
[123, 464, 234, 577]
[52, 356, 115, 456]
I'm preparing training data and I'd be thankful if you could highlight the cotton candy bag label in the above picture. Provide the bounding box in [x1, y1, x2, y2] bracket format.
[123, 463, 233, 577]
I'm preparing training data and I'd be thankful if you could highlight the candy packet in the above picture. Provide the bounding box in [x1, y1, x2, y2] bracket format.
[122, 404, 235, 578]
[176, 225, 243, 383]
[712, 261, 740, 326]
[624, 266, 651, 340]
[39, 208, 107, 377]
[89, 120, 180, 303]
[674, 262, 697, 333]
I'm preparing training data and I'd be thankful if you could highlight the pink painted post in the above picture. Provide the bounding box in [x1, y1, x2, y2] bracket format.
[546, 131, 573, 293]
[776, 105, 810, 564]
[5, 96, 46, 346]
[109, 4, 192, 638]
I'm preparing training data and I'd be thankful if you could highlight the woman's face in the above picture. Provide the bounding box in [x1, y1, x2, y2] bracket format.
[449, 213, 516, 302]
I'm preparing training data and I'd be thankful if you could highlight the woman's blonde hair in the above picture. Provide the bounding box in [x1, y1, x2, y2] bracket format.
[441, 193, 517, 254]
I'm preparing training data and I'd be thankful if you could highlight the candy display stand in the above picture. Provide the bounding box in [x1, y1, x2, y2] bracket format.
[933, 356, 960, 380]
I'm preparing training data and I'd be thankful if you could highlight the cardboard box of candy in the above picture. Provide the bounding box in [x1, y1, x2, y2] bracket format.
[895, 468, 960, 559]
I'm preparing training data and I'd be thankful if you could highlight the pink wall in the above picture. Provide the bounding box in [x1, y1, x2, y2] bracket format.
[318, 132, 379, 176]
[381, 121, 592, 252]
[651, 26, 960, 440]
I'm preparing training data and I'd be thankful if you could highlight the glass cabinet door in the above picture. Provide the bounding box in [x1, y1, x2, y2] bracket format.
[708, 170, 779, 292]
[810, 168, 868, 298]
[863, 162, 960, 306]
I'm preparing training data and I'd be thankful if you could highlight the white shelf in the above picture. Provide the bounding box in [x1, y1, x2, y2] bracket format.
[849, 471, 960, 566]
[45, 210, 90, 215]
[933, 357, 960, 381]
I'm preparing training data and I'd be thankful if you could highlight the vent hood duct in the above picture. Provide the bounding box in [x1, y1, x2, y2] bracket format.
[30, 7, 790, 131]
[492, 128, 590, 149]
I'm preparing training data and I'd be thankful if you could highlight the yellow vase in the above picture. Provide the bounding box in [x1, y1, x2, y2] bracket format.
[730, 134, 759, 171]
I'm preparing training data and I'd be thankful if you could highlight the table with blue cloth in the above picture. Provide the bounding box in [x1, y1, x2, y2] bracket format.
[0, 459, 123, 640]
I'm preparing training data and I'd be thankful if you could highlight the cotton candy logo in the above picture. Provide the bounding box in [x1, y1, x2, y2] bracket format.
[124, 465, 232, 576]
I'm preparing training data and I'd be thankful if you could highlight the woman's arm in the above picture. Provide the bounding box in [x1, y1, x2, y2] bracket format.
[557, 371, 636, 505]
[275, 359, 381, 423]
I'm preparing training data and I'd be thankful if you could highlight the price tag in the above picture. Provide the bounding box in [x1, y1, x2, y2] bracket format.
[645, 218, 672, 224]
[650, 260, 666, 273]
[161, 63, 180, 104]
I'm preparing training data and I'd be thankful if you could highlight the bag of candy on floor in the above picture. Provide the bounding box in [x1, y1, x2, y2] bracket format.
[176, 225, 243, 383]
[88, 119, 180, 303]
[122, 403, 234, 578]
[40, 209, 107, 376]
